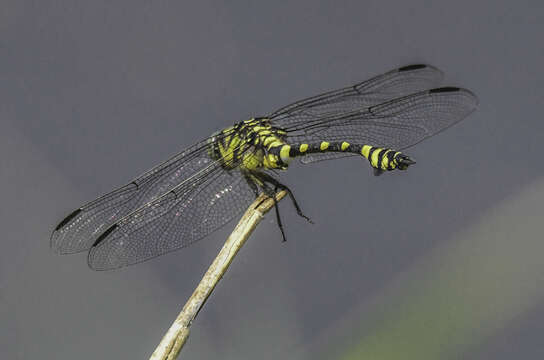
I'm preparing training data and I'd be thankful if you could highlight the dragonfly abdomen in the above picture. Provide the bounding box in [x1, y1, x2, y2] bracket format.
[268, 141, 416, 172]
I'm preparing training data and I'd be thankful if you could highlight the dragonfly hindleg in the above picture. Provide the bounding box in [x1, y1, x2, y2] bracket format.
[249, 171, 313, 242]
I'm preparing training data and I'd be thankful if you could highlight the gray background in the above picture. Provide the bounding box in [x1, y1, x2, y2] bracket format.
[2, 1, 544, 359]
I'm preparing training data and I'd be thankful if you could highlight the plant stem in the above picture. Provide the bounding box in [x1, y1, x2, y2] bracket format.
[150, 191, 287, 360]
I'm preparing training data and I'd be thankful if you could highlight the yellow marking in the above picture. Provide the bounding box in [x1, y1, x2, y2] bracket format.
[229, 135, 241, 149]
[341, 142, 350, 151]
[218, 141, 233, 165]
[280, 145, 291, 163]
[299, 144, 309, 153]
[320, 141, 330, 151]
[263, 136, 276, 147]
[223, 134, 231, 144]
[264, 154, 280, 169]
[244, 118, 258, 125]
[222, 126, 233, 133]
[361, 145, 372, 158]
[371, 148, 383, 168]
[381, 150, 391, 170]
[258, 130, 272, 136]
[217, 141, 226, 155]
[242, 150, 263, 171]
[389, 152, 397, 169]
[267, 140, 283, 150]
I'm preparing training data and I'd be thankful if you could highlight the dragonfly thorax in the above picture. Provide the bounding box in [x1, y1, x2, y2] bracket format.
[208, 118, 291, 171]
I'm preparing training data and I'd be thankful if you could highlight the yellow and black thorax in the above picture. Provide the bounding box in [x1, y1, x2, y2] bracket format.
[208, 118, 291, 171]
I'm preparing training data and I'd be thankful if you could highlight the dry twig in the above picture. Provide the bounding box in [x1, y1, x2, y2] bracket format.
[150, 191, 287, 360]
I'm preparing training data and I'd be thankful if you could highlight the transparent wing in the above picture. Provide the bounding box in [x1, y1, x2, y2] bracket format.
[87, 166, 256, 270]
[285, 87, 479, 163]
[269, 64, 444, 128]
[51, 136, 220, 254]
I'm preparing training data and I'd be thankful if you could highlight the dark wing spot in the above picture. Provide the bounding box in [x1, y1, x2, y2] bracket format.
[398, 64, 428, 72]
[92, 224, 118, 247]
[55, 208, 82, 231]
[429, 87, 460, 93]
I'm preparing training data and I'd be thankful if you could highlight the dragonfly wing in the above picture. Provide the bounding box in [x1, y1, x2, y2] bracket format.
[51, 138, 216, 254]
[292, 87, 478, 163]
[87, 167, 256, 270]
[269, 64, 444, 128]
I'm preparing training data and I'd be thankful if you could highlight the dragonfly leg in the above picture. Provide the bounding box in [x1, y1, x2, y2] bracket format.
[243, 172, 260, 198]
[259, 180, 287, 242]
[244, 172, 274, 212]
[250, 171, 313, 242]
[254, 172, 313, 224]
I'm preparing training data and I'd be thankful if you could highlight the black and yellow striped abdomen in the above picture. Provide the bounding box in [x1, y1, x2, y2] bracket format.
[268, 141, 415, 172]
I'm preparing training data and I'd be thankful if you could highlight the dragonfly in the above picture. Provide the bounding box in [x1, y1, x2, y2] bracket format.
[51, 64, 478, 270]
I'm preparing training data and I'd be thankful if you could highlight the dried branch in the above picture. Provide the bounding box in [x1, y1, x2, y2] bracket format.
[150, 191, 287, 360]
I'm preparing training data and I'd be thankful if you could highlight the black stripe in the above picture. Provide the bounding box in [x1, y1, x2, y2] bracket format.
[269, 146, 285, 166]
[289, 146, 300, 157]
[211, 140, 220, 159]
[377, 149, 386, 170]
[357, 144, 364, 154]
[386, 150, 396, 169]
[310, 143, 321, 153]
[92, 224, 118, 247]
[329, 142, 341, 152]
[367, 146, 377, 165]
[269, 146, 280, 156]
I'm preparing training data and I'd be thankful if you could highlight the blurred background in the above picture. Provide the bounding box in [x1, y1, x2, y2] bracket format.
[1, 1, 543, 359]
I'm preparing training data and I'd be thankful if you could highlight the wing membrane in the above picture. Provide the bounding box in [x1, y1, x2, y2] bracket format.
[87, 167, 256, 270]
[285, 87, 478, 163]
[269, 64, 444, 128]
[51, 137, 217, 254]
